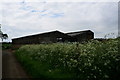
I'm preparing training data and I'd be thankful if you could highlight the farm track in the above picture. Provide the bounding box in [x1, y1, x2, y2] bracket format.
[2, 49, 31, 79]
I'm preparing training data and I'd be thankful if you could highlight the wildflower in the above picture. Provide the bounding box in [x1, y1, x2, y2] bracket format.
[73, 60, 77, 63]
[94, 75, 96, 78]
[104, 75, 109, 78]
[49, 70, 52, 72]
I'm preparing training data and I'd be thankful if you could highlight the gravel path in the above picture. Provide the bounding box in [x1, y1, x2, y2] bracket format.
[2, 50, 30, 79]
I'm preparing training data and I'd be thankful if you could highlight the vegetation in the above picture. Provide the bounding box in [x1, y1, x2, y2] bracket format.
[15, 38, 120, 79]
[0, 24, 8, 41]
[2, 42, 12, 50]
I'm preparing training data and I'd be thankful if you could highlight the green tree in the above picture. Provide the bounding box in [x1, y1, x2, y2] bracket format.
[0, 24, 8, 41]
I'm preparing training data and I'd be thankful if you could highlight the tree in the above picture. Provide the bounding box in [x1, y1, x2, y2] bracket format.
[0, 24, 8, 42]
[1, 34, 8, 41]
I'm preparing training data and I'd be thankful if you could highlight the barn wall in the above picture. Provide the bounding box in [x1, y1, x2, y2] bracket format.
[12, 30, 94, 44]
[12, 31, 73, 44]
[72, 31, 94, 42]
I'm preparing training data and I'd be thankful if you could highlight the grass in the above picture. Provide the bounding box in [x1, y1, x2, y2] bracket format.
[15, 38, 120, 79]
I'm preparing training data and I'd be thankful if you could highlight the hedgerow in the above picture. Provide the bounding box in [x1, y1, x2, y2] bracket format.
[15, 38, 120, 79]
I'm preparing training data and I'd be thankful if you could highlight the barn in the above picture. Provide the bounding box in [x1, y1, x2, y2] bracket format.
[66, 30, 94, 42]
[12, 30, 94, 44]
[12, 30, 72, 44]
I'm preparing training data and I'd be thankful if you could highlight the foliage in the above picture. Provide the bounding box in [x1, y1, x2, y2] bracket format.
[15, 38, 120, 79]
[2, 42, 12, 50]
[1, 34, 8, 41]
[0, 24, 8, 41]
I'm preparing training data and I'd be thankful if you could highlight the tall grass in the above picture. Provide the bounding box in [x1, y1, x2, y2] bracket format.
[15, 38, 120, 79]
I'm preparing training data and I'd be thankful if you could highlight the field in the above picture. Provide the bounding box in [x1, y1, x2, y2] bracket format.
[15, 38, 120, 79]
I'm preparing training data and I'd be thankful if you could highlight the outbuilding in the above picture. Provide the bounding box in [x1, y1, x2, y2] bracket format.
[12, 30, 94, 44]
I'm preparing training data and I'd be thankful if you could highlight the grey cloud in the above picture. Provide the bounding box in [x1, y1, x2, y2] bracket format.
[2, 2, 118, 41]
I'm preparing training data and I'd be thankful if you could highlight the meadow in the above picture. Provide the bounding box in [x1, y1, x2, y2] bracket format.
[15, 38, 120, 79]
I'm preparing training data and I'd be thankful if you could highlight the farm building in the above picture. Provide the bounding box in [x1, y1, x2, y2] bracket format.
[12, 30, 94, 44]
[66, 30, 94, 42]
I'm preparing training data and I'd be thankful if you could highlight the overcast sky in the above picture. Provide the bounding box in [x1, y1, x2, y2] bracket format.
[0, 0, 118, 42]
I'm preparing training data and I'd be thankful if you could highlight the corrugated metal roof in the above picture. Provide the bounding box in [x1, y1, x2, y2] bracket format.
[12, 30, 64, 40]
[12, 30, 93, 40]
[66, 30, 92, 36]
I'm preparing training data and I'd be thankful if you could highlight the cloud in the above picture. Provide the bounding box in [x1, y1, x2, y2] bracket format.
[0, 3, 2, 23]
[2, 0, 119, 2]
[1, 2, 118, 42]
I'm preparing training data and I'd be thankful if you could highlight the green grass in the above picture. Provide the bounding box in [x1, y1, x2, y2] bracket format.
[15, 38, 120, 79]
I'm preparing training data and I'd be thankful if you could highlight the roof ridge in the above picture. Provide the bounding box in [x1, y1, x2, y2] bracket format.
[66, 30, 91, 34]
[12, 30, 62, 39]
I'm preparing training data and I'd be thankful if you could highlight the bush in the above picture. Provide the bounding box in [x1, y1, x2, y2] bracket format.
[15, 38, 120, 79]
[2, 42, 12, 50]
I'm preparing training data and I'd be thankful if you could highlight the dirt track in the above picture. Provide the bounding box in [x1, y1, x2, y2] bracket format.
[2, 50, 30, 79]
